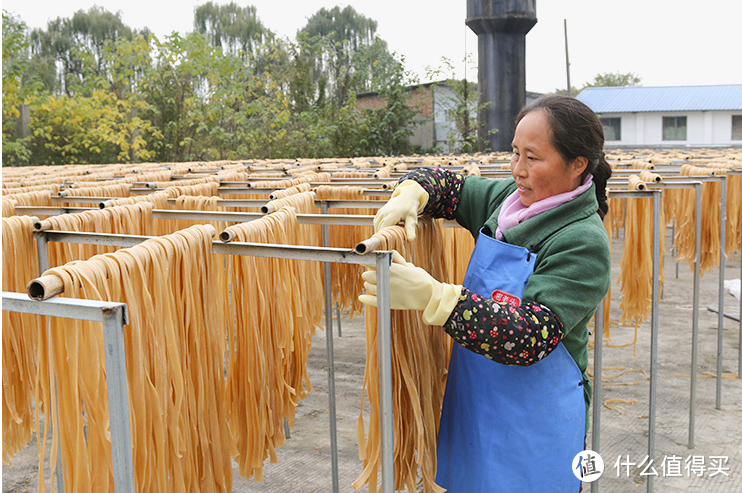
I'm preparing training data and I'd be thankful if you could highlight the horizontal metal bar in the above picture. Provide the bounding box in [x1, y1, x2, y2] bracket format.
[320, 200, 386, 209]
[296, 214, 374, 226]
[660, 175, 726, 182]
[44, 231, 152, 247]
[606, 179, 703, 189]
[51, 196, 110, 204]
[212, 241, 379, 266]
[707, 306, 740, 322]
[38, 231, 383, 266]
[607, 190, 662, 199]
[2, 291, 128, 323]
[167, 198, 268, 207]
[17, 206, 96, 215]
[153, 210, 376, 226]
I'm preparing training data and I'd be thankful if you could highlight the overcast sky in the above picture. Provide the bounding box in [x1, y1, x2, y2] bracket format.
[4, 0, 741, 94]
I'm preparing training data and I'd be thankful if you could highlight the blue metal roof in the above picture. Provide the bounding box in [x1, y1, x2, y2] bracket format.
[575, 85, 742, 113]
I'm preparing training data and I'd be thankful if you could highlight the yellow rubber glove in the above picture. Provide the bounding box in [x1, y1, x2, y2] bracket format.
[373, 180, 429, 241]
[358, 250, 463, 326]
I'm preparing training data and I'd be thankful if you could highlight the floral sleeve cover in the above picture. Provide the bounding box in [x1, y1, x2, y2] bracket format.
[399, 167, 465, 220]
[443, 289, 564, 366]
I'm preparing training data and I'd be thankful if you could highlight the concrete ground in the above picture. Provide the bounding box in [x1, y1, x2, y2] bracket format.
[3, 230, 741, 492]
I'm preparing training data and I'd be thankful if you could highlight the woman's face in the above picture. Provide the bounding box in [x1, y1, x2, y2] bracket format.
[510, 110, 586, 207]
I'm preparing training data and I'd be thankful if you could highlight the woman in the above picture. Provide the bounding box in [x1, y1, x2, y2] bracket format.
[359, 94, 612, 492]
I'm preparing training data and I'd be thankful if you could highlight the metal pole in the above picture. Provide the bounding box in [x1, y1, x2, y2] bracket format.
[375, 251, 395, 491]
[34, 231, 64, 492]
[647, 190, 662, 493]
[590, 301, 603, 493]
[716, 177, 727, 409]
[336, 302, 342, 338]
[689, 183, 702, 449]
[320, 201, 340, 493]
[564, 19, 572, 96]
[101, 305, 135, 493]
[1, 294, 133, 493]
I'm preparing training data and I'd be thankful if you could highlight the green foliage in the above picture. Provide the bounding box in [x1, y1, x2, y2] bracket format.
[584, 71, 642, 88]
[425, 56, 482, 154]
[27, 90, 160, 165]
[3, 5, 446, 166]
[557, 71, 643, 95]
[3, 10, 32, 165]
[26, 6, 145, 96]
[298, 6, 391, 107]
[193, 2, 270, 61]
[357, 58, 418, 156]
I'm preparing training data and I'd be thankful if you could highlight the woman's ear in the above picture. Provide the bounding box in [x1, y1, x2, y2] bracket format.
[571, 156, 589, 177]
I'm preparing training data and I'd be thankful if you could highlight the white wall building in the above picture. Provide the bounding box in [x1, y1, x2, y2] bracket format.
[576, 85, 742, 148]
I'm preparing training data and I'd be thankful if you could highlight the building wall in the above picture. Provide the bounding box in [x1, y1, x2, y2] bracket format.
[602, 110, 742, 147]
[357, 82, 536, 153]
[409, 85, 436, 151]
[356, 84, 438, 151]
[432, 85, 458, 153]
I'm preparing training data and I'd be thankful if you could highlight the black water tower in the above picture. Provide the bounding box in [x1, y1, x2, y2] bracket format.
[467, 0, 537, 152]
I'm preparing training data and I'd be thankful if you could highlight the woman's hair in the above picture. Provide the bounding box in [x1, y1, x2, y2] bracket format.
[515, 94, 612, 219]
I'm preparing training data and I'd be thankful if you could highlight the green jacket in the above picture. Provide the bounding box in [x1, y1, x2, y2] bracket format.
[455, 176, 611, 422]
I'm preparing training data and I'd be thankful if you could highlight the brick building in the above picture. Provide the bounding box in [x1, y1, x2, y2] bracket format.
[358, 81, 540, 153]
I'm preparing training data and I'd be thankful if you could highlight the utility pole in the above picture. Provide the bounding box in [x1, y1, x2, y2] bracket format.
[564, 19, 572, 96]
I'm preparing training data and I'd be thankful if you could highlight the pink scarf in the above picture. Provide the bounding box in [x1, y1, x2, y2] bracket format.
[495, 175, 594, 240]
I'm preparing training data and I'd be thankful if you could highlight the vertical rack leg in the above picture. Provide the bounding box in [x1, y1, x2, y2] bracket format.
[716, 177, 726, 409]
[102, 306, 135, 493]
[590, 301, 604, 493]
[36, 232, 64, 493]
[336, 302, 342, 338]
[647, 190, 661, 493]
[320, 201, 340, 493]
[689, 183, 702, 449]
[376, 251, 394, 492]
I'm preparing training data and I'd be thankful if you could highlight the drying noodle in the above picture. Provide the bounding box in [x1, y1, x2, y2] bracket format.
[354, 218, 451, 493]
[38, 224, 232, 492]
[223, 207, 322, 480]
[2, 216, 42, 466]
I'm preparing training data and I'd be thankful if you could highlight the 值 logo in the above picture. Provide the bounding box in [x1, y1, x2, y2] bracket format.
[573, 450, 604, 482]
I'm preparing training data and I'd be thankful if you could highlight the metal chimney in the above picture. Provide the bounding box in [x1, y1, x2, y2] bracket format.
[467, 0, 537, 152]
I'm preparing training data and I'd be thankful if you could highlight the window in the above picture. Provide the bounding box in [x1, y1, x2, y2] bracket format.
[733, 115, 742, 140]
[600, 117, 621, 141]
[663, 116, 687, 141]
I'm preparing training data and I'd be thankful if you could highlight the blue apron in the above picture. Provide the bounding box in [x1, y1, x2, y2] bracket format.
[435, 228, 585, 492]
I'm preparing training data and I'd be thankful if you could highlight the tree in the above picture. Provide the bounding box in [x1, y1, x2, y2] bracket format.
[4, 7, 428, 164]
[584, 71, 642, 88]
[426, 56, 483, 153]
[557, 71, 642, 95]
[27, 91, 159, 165]
[357, 57, 417, 156]
[2, 10, 33, 165]
[193, 2, 271, 61]
[26, 6, 147, 96]
[298, 6, 392, 107]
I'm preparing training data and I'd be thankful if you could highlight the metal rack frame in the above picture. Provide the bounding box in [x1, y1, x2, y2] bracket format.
[24, 225, 397, 493]
[1, 292, 132, 493]
[10, 171, 738, 493]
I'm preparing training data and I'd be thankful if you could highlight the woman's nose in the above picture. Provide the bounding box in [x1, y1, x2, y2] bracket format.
[512, 155, 526, 177]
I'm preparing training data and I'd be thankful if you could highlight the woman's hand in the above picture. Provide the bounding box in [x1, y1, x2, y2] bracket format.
[373, 180, 429, 241]
[359, 250, 462, 325]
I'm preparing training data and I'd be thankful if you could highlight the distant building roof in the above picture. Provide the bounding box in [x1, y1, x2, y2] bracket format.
[576, 84, 742, 113]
